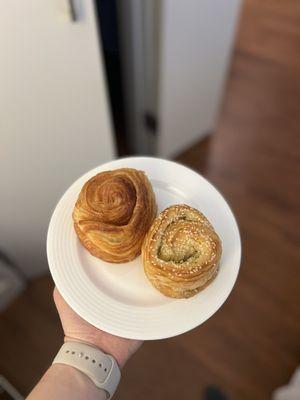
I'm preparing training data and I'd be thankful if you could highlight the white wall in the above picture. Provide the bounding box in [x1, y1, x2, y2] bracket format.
[0, 0, 115, 276]
[157, 0, 241, 157]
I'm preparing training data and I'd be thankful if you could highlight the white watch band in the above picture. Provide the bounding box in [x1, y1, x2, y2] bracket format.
[53, 342, 121, 398]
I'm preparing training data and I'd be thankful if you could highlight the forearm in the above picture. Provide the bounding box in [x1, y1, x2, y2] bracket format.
[27, 364, 106, 400]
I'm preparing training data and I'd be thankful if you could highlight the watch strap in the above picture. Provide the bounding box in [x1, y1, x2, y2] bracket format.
[52, 341, 121, 398]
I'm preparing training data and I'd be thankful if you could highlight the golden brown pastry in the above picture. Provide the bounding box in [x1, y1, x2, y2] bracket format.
[142, 204, 222, 298]
[73, 168, 157, 263]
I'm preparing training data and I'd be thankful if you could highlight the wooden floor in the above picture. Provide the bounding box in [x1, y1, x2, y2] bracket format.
[1, 1, 300, 399]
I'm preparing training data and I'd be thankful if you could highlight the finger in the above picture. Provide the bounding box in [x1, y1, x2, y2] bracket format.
[53, 286, 59, 303]
[53, 287, 69, 312]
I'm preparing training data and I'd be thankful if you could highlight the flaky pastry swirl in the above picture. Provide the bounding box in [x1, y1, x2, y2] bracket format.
[73, 168, 157, 263]
[142, 204, 222, 298]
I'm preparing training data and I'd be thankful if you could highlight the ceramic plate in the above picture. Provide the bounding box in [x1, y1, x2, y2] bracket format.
[47, 157, 241, 340]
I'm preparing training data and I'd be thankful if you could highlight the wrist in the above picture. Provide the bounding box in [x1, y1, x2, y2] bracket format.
[52, 341, 121, 399]
[64, 336, 128, 368]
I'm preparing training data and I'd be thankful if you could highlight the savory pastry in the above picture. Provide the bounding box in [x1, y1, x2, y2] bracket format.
[73, 168, 157, 263]
[142, 204, 222, 298]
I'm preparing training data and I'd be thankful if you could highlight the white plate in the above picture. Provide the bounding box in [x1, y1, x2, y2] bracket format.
[47, 157, 241, 340]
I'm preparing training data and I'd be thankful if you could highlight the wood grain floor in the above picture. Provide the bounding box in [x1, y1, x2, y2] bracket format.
[1, 1, 300, 399]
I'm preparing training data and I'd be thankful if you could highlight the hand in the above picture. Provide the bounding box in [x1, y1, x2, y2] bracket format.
[53, 288, 142, 368]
